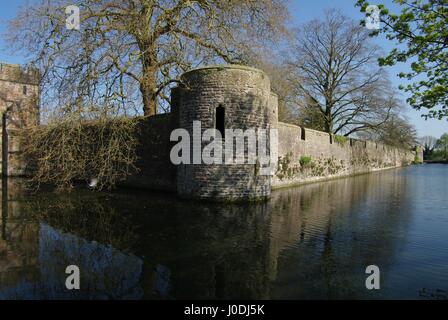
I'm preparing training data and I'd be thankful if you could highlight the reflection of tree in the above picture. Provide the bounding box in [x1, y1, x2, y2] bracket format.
[28, 190, 140, 252]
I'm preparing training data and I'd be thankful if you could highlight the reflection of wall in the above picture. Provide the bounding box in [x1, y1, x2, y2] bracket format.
[0, 170, 416, 300]
[30, 189, 277, 299]
[267, 171, 413, 299]
[135, 200, 274, 299]
[0, 179, 40, 298]
[37, 223, 144, 299]
[0, 222, 39, 294]
[0, 223, 145, 299]
[0, 180, 146, 299]
[0, 180, 278, 299]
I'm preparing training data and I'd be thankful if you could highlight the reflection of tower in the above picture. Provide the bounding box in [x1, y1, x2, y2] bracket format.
[0, 180, 40, 298]
[172, 65, 278, 201]
[134, 198, 275, 299]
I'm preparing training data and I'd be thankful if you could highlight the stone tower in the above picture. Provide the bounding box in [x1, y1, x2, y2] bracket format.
[0, 63, 40, 176]
[172, 65, 278, 201]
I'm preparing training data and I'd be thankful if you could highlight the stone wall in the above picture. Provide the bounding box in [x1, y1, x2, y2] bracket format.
[273, 122, 418, 189]
[0, 63, 40, 177]
[0, 62, 421, 201]
[132, 74, 418, 197]
[174, 66, 274, 201]
[121, 114, 177, 192]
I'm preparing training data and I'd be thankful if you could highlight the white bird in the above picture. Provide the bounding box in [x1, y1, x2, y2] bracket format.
[88, 178, 98, 188]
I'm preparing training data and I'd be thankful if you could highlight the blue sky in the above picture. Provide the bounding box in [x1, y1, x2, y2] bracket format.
[0, 0, 446, 138]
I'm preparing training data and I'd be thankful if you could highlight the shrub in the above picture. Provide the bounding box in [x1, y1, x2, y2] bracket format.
[20, 115, 139, 190]
[334, 135, 348, 144]
[299, 155, 312, 167]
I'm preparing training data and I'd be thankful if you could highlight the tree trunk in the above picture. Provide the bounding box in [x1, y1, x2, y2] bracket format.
[139, 42, 158, 116]
[140, 63, 158, 116]
[140, 79, 157, 116]
[324, 102, 333, 134]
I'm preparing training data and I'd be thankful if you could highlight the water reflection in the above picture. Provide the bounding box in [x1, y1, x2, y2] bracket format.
[0, 165, 447, 299]
[269, 171, 415, 299]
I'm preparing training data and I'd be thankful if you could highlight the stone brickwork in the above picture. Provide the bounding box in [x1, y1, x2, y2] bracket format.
[121, 114, 177, 192]
[169, 65, 418, 201]
[0, 63, 40, 176]
[273, 122, 419, 189]
[174, 66, 275, 201]
[0, 62, 420, 202]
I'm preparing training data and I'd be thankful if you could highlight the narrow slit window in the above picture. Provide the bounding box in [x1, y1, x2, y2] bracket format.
[301, 127, 306, 140]
[216, 105, 225, 139]
[23, 85, 27, 95]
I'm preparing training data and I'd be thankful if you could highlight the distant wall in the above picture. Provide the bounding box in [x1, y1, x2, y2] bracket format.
[273, 122, 418, 189]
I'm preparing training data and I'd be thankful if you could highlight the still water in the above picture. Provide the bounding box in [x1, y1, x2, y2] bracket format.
[0, 164, 447, 299]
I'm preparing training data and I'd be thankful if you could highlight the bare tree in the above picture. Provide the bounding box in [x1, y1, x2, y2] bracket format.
[286, 10, 399, 136]
[6, 0, 289, 117]
[419, 136, 438, 157]
[360, 114, 417, 149]
[247, 54, 301, 123]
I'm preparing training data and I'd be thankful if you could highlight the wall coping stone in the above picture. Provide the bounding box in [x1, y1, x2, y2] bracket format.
[181, 64, 267, 77]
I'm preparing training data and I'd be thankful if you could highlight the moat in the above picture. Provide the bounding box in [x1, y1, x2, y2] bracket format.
[0, 164, 447, 299]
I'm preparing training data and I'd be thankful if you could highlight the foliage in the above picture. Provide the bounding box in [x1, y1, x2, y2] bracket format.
[417, 132, 448, 160]
[299, 155, 313, 167]
[419, 135, 438, 157]
[334, 135, 348, 144]
[357, 0, 448, 119]
[436, 133, 448, 159]
[21, 115, 139, 191]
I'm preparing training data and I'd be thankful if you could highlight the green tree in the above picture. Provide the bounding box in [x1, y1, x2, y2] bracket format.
[357, 0, 448, 119]
[295, 96, 327, 131]
[419, 135, 438, 157]
[437, 133, 448, 159]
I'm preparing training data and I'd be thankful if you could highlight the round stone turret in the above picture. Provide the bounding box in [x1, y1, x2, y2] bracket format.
[173, 65, 278, 201]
